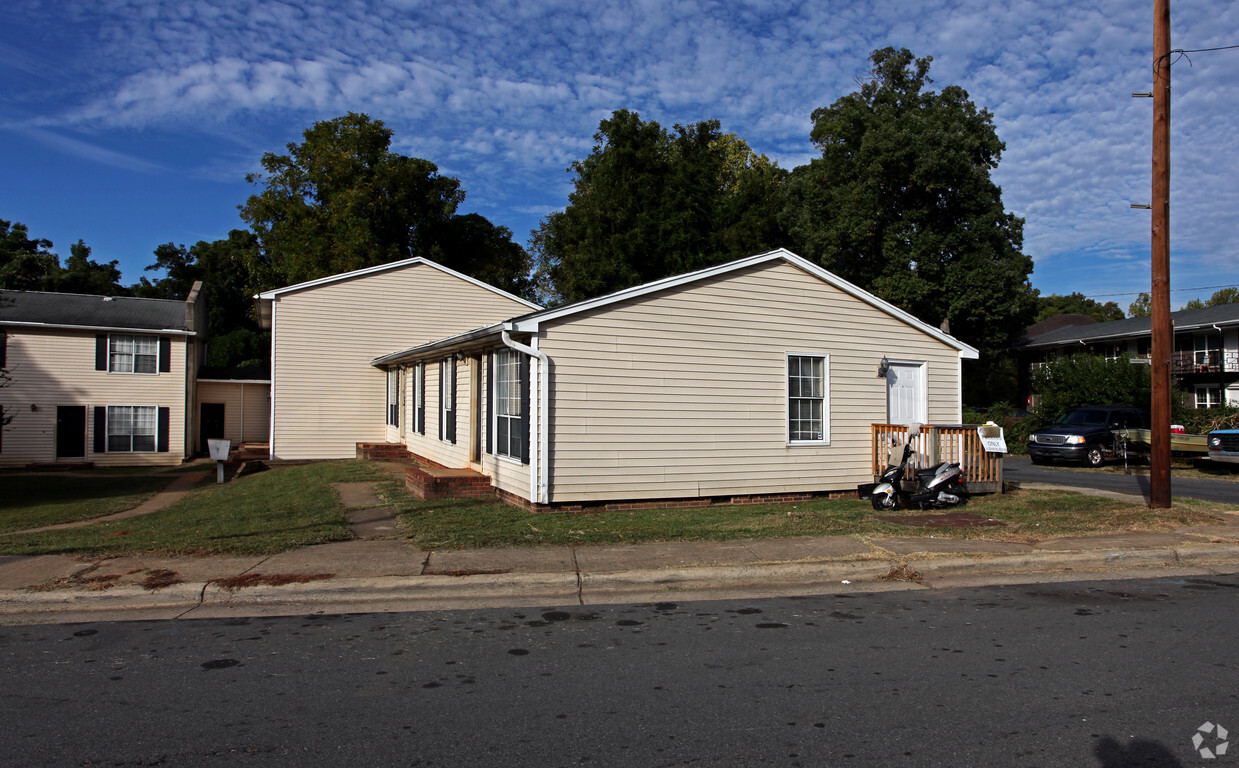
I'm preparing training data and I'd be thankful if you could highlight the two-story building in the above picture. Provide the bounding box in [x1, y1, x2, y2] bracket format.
[0, 285, 206, 466]
[1019, 304, 1239, 409]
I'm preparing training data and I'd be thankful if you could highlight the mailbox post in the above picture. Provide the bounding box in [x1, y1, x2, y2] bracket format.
[207, 439, 232, 484]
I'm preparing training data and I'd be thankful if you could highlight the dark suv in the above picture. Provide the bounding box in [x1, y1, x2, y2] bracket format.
[1026, 405, 1150, 467]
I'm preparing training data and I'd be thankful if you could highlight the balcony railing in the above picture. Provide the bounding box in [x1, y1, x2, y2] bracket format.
[1170, 350, 1239, 375]
[1029, 351, 1238, 375]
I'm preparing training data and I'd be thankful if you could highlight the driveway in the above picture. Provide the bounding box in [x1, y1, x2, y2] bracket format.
[1003, 455, 1238, 504]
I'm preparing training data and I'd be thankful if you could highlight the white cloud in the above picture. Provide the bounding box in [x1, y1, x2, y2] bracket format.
[4, 0, 1238, 304]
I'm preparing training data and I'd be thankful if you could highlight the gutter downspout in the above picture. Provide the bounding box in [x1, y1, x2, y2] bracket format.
[1214, 325, 1227, 404]
[501, 329, 550, 505]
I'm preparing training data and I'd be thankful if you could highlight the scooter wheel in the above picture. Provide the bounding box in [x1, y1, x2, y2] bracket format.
[871, 493, 899, 511]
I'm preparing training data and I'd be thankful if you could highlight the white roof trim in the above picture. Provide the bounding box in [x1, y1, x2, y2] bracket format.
[0, 321, 195, 337]
[507, 248, 979, 359]
[254, 256, 540, 309]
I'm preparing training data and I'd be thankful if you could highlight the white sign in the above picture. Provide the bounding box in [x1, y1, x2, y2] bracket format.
[977, 424, 1007, 454]
[207, 439, 232, 461]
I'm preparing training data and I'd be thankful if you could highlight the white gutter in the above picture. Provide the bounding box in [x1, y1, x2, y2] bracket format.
[501, 329, 550, 505]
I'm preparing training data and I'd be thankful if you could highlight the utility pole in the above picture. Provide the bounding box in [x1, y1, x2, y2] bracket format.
[1150, 0, 1172, 508]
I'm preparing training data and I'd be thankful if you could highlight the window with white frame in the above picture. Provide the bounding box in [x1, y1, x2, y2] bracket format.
[414, 362, 425, 434]
[107, 405, 157, 452]
[493, 349, 525, 460]
[439, 358, 456, 443]
[386, 367, 400, 427]
[788, 354, 828, 443]
[110, 335, 158, 374]
[1196, 386, 1223, 409]
[1102, 342, 1125, 361]
[1194, 334, 1221, 368]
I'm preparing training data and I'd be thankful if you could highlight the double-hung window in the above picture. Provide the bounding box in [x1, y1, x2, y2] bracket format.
[439, 358, 456, 443]
[413, 363, 425, 435]
[110, 335, 158, 374]
[107, 405, 157, 452]
[492, 349, 526, 461]
[1197, 386, 1223, 409]
[386, 367, 400, 427]
[788, 354, 829, 444]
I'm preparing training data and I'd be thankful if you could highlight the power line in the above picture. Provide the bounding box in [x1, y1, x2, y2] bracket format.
[1085, 284, 1239, 299]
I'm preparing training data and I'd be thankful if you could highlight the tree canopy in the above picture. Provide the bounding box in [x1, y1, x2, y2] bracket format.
[1035, 292, 1125, 323]
[782, 48, 1035, 356]
[532, 109, 787, 303]
[240, 112, 531, 299]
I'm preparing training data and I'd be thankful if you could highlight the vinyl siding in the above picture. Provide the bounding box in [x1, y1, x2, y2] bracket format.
[268, 263, 531, 460]
[196, 381, 271, 446]
[1, 327, 189, 467]
[538, 260, 964, 502]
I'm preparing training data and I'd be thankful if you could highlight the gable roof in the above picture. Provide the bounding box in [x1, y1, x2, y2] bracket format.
[372, 248, 979, 366]
[254, 257, 540, 329]
[0, 289, 196, 335]
[1022, 303, 1239, 348]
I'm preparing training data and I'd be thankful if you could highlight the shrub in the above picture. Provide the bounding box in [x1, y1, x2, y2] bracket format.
[1029, 354, 1151, 423]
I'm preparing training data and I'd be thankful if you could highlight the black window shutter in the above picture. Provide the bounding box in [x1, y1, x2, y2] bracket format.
[485, 353, 494, 455]
[446, 361, 457, 443]
[0, 405, 4, 453]
[438, 362, 444, 440]
[95, 335, 108, 371]
[0, 330, 6, 369]
[519, 354, 531, 464]
[157, 407, 170, 452]
[93, 407, 107, 453]
[159, 337, 171, 373]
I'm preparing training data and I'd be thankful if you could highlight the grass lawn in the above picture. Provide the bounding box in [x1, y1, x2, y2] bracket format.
[0, 460, 1232, 557]
[0, 461, 383, 557]
[0, 475, 174, 534]
[382, 478, 1233, 550]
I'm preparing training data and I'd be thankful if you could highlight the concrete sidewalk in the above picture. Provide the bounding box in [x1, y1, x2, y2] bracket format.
[4, 514, 1239, 625]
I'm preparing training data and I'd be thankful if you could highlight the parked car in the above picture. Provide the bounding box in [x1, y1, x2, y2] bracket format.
[1209, 429, 1239, 465]
[1026, 405, 1150, 467]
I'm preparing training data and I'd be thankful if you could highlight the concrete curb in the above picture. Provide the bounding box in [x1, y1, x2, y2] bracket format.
[5, 542, 1239, 622]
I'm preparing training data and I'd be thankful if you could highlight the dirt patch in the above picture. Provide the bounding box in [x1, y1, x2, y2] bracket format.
[423, 568, 513, 577]
[877, 512, 1006, 528]
[141, 569, 184, 591]
[209, 572, 336, 591]
[877, 564, 924, 582]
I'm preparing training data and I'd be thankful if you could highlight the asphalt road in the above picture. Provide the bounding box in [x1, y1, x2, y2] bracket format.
[3, 574, 1238, 767]
[1004, 455, 1239, 504]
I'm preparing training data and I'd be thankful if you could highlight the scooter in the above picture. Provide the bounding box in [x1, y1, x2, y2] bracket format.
[859, 429, 969, 511]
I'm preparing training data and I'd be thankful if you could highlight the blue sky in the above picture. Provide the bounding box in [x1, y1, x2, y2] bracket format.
[2, 0, 1237, 311]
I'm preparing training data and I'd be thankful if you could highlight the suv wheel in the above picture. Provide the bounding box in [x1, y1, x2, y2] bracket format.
[1085, 445, 1105, 467]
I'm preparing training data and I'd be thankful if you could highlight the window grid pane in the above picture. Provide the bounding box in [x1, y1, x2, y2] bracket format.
[788, 355, 826, 442]
[107, 405, 156, 453]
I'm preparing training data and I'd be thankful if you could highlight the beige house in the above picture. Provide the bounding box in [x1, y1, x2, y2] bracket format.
[372, 249, 978, 508]
[256, 258, 539, 460]
[0, 286, 206, 467]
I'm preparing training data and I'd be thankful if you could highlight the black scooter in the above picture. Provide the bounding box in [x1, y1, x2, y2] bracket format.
[859, 433, 969, 511]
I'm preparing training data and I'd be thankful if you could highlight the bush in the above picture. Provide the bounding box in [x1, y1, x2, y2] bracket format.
[1172, 403, 1239, 434]
[1029, 354, 1151, 423]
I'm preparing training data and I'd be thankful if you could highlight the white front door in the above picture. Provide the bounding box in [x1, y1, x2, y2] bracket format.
[886, 363, 925, 425]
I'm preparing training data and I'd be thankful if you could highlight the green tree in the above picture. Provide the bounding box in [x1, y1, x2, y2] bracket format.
[1182, 298, 1205, 311]
[52, 241, 126, 296]
[1206, 287, 1239, 306]
[240, 112, 531, 298]
[1029, 353, 1151, 424]
[1035, 292, 1125, 323]
[781, 48, 1036, 403]
[533, 109, 787, 303]
[0, 220, 59, 290]
[1129, 292, 1151, 317]
[133, 230, 269, 368]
